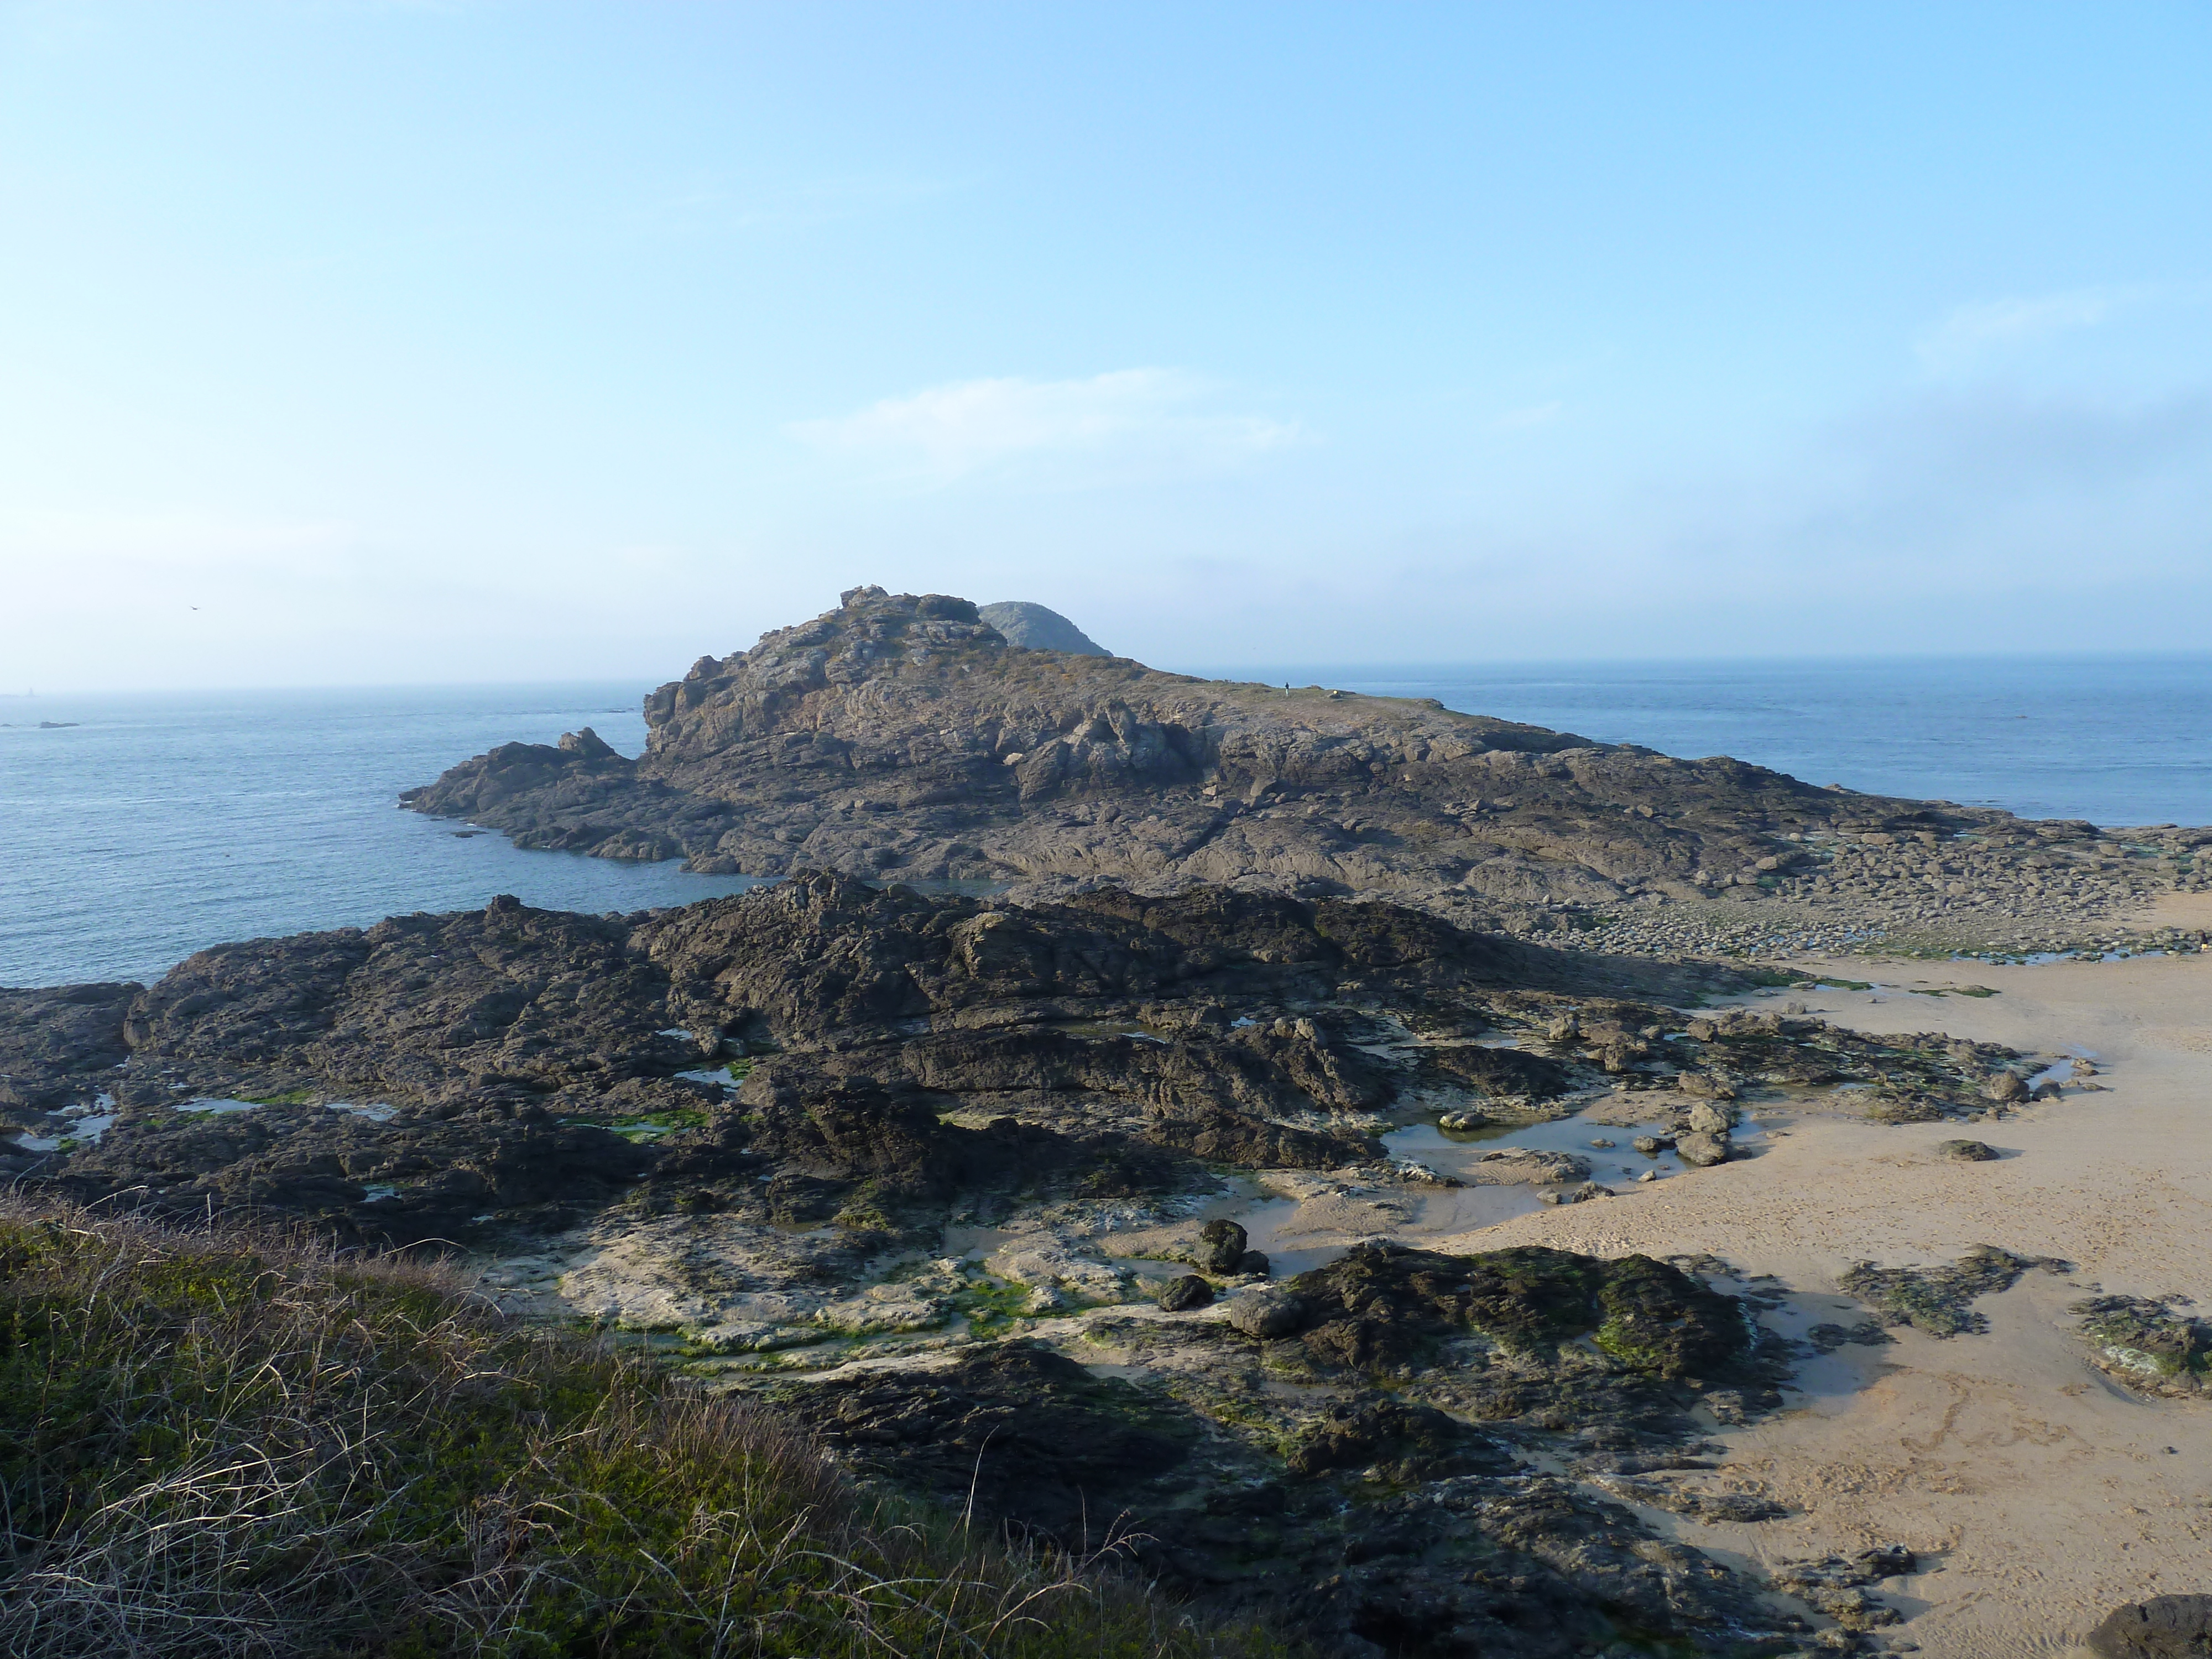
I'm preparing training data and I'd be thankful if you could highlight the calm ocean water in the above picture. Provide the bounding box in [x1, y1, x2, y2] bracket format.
[3, 655, 2207, 989]
[0, 685, 768, 990]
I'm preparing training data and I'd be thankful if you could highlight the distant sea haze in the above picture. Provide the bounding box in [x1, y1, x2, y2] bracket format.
[1, 654, 2205, 989]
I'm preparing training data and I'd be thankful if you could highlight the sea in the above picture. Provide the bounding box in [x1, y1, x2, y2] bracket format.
[3, 653, 2207, 990]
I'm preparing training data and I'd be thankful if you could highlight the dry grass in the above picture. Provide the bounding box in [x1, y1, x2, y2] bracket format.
[0, 1196, 1297, 1659]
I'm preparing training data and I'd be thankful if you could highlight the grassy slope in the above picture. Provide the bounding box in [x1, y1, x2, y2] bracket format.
[0, 1199, 1296, 1659]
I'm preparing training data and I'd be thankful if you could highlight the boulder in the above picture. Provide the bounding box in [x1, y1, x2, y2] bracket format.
[1197, 1218, 1249, 1274]
[1227, 1287, 1309, 1339]
[1683, 1101, 1735, 1134]
[1937, 1139, 1998, 1162]
[1675, 1131, 1731, 1167]
[2087, 1594, 2212, 1658]
[977, 600, 1109, 655]
[1983, 1070, 2031, 1104]
[1156, 1275, 1215, 1312]
[557, 726, 619, 760]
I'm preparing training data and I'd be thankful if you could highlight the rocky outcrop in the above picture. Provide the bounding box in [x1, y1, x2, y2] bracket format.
[2074, 1297, 2212, 1399]
[1, 877, 1725, 1237]
[402, 585, 2069, 927]
[1275, 1241, 1753, 1384]
[3, 875, 2026, 1239]
[779, 1250, 1815, 1659]
[0, 983, 133, 1115]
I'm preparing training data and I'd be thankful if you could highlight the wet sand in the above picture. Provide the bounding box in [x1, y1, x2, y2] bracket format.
[1436, 946, 2212, 1656]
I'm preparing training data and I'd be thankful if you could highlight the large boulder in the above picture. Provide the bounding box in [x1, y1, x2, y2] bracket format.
[1227, 1287, 1310, 1339]
[1196, 1217, 1249, 1273]
[1156, 1275, 1214, 1312]
[1676, 1130, 1732, 1167]
[2088, 1594, 2212, 1658]
[978, 599, 1110, 655]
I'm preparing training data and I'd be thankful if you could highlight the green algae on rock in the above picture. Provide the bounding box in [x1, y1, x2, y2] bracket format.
[1839, 1244, 2073, 1338]
[2074, 1295, 2212, 1397]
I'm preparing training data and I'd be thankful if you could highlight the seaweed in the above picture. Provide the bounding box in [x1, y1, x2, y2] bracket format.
[1840, 1245, 2072, 1338]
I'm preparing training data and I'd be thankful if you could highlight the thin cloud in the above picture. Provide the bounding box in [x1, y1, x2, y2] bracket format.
[790, 369, 1305, 484]
[1915, 285, 2153, 367]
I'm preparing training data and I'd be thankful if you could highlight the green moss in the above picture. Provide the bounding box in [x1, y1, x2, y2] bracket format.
[1841, 1245, 2065, 1338]
[238, 1087, 317, 1105]
[1590, 1255, 1749, 1380]
[951, 1277, 1034, 1333]
[1459, 1246, 1606, 1350]
[2074, 1298, 2212, 1381]
[1175, 1387, 1295, 1457]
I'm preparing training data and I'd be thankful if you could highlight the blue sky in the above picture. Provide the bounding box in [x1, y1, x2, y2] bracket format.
[3, 2, 2209, 688]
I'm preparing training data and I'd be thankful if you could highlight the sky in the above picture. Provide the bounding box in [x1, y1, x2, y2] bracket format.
[2, 2, 2209, 690]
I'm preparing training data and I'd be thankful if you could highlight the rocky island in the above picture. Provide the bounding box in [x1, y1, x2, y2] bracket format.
[402, 586, 2212, 960]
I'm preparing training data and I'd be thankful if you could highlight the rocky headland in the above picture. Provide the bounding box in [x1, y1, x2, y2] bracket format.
[400, 586, 2211, 958]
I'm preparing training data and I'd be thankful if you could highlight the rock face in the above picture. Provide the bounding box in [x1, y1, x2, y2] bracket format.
[400, 584, 2057, 925]
[976, 599, 1108, 655]
[0, 983, 132, 1112]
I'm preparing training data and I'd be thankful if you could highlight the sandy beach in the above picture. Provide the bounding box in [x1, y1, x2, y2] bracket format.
[1408, 922, 2212, 1653]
